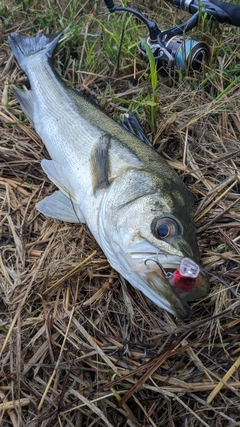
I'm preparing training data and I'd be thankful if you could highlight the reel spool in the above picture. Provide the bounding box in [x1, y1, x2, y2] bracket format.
[142, 35, 211, 72]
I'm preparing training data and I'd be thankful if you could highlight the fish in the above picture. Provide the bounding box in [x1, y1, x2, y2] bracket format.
[8, 30, 209, 319]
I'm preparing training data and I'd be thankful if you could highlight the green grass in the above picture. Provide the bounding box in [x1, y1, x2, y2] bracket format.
[3, 0, 240, 134]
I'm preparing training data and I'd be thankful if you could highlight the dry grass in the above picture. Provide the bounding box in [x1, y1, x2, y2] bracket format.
[1, 3, 240, 426]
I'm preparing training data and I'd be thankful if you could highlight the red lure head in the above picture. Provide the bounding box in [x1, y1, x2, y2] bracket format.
[170, 269, 197, 291]
[169, 258, 200, 291]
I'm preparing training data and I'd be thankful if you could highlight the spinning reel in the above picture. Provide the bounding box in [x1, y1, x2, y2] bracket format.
[104, 0, 240, 73]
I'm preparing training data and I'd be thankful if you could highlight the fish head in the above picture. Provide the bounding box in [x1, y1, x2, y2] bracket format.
[99, 177, 209, 319]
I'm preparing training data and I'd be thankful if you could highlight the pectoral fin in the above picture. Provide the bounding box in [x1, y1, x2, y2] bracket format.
[90, 134, 110, 193]
[13, 85, 34, 124]
[36, 190, 84, 223]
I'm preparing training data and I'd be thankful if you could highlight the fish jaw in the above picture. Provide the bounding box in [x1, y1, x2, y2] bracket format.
[142, 271, 191, 319]
[99, 231, 204, 318]
[127, 250, 209, 304]
[107, 247, 192, 318]
[139, 270, 192, 319]
[116, 252, 193, 318]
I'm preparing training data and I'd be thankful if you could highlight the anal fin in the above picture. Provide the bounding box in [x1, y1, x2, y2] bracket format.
[13, 85, 34, 124]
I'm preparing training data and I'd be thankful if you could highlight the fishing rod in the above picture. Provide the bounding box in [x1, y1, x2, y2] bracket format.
[103, 0, 240, 73]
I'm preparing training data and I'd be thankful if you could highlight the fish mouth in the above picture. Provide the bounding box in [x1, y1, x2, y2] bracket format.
[147, 258, 209, 301]
[145, 269, 192, 319]
[127, 252, 209, 319]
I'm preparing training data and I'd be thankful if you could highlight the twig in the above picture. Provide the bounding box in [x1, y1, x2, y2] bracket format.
[206, 355, 240, 404]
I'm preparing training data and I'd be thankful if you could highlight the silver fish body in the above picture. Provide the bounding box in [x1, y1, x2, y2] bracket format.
[8, 31, 209, 318]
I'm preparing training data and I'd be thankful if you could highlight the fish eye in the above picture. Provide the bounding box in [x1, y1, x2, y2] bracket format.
[153, 218, 178, 239]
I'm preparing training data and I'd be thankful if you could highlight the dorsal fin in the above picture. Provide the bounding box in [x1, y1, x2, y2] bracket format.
[119, 113, 152, 147]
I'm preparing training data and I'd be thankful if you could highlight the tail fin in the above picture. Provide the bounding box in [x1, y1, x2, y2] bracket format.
[8, 30, 64, 72]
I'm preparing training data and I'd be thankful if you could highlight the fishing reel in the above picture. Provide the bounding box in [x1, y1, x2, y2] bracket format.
[140, 34, 210, 73]
[104, 0, 240, 73]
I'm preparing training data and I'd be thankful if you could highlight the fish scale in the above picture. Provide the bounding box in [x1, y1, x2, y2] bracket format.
[8, 30, 209, 318]
[32, 63, 101, 166]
